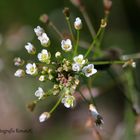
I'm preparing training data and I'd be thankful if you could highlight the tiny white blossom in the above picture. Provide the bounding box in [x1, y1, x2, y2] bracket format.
[25, 43, 36, 54]
[61, 39, 72, 51]
[74, 17, 82, 30]
[38, 33, 50, 47]
[38, 49, 51, 63]
[35, 87, 45, 99]
[14, 69, 25, 77]
[72, 63, 81, 72]
[26, 63, 38, 75]
[73, 54, 85, 65]
[39, 75, 46, 82]
[55, 51, 61, 58]
[14, 57, 24, 66]
[82, 64, 97, 77]
[34, 26, 44, 37]
[39, 112, 50, 123]
[61, 95, 76, 108]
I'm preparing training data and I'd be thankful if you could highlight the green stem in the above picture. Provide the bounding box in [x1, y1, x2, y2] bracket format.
[91, 60, 126, 65]
[84, 27, 102, 58]
[87, 78, 96, 105]
[49, 91, 64, 114]
[93, 28, 105, 57]
[66, 17, 75, 42]
[73, 30, 80, 56]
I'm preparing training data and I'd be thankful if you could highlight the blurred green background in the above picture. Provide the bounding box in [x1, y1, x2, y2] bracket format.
[0, 0, 140, 140]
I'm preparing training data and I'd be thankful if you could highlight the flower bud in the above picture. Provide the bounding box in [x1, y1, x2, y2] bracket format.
[25, 43, 36, 54]
[39, 112, 50, 122]
[14, 69, 25, 77]
[14, 57, 24, 66]
[55, 51, 61, 58]
[103, 0, 112, 15]
[27, 101, 37, 112]
[75, 79, 80, 85]
[70, 0, 82, 8]
[38, 33, 50, 47]
[48, 74, 54, 80]
[40, 14, 50, 24]
[74, 17, 82, 30]
[63, 7, 70, 18]
[39, 75, 46, 82]
[100, 19, 107, 28]
[122, 59, 136, 68]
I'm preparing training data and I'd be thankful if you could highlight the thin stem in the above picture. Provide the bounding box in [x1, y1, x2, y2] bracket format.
[49, 91, 64, 114]
[78, 90, 90, 104]
[87, 78, 96, 105]
[93, 28, 105, 57]
[84, 27, 102, 58]
[91, 60, 126, 65]
[73, 30, 80, 56]
[49, 22, 63, 39]
[80, 7, 96, 38]
[121, 53, 140, 60]
[66, 17, 75, 42]
[93, 15, 108, 57]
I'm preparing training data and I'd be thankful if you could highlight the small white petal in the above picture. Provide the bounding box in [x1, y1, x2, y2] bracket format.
[34, 26, 44, 37]
[26, 63, 38, 75]
[73, 54, 85, 65]
[72, 63, 81, 72]
[61, 39, 72, 51]
[14, 69, 25, 77]
[35, 87, 45, 99]
[25, 43, 36, 54]
[37, 49, 50, 63]
[38, 33, 50, 47]
[64, 103, 70, 108]
[82, 64, 97, 77]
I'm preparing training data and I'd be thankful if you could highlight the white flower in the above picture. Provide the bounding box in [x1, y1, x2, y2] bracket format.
[61, 39, 72, 51]
[39, 112, 50, 123]
[82, 64, 97, 77]
[39, 75, 45, 82]
[72, 63, 81, 72]
[61, 95, 76, 108]
[34, 26, 44, 37]
[37, 49, 51, 63]
[35, 87, 45, 99]
[55, 51, 61, 58]
[74, 17, 82, 30]
[14, 57, 24, 66]
[14, 69, 25, 77]
[73, 54, 85, 65]
[26, 63, 38, 75]
[38, 33, 50, 47]
[25, 43, 36, 54]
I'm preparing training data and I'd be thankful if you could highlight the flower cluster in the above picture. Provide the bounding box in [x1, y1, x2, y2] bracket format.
[14, 12, 100, 124]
